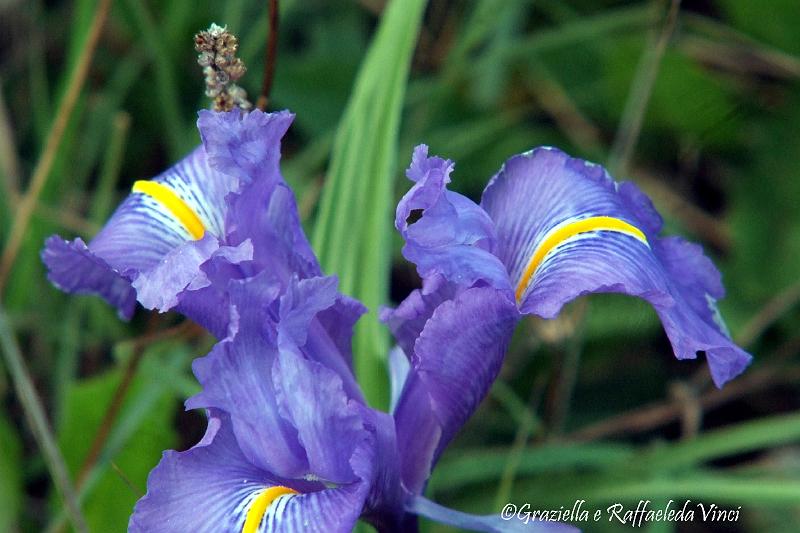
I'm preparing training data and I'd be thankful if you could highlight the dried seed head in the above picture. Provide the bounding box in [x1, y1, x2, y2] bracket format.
[194, 23, 252, 111]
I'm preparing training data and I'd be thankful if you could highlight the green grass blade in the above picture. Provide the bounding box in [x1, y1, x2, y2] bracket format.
[0, 305, 88, 533]
[311, 0, 427, 410]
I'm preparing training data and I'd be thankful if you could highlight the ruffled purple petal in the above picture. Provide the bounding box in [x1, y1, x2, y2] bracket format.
[131, 234, 221, 311]
[397, 145, 511, 292]
[407, 496, 579, 533]
[481, 147, 751, 386]
[273, 348, 366, 484]
[277, 276, 340, 348]
[170, 239, 255, 338]
[200, 108, 320, 283]
[41, 236, 136, 319]
[380, 275, 459, 359]
[130, 411, 369, 533]
[393, 286, 519, 492]
[224, 273, 366, 402]
[188, 332, 308, 479]
[90, 147, 230, 273]
[287, 297, 367, 404]
[197, 109, 293, 188]
[129, 412, 279, 533]
[189, 273, 370, 481]
[41, 147, 229, 318]
[653, 237, 752, 386]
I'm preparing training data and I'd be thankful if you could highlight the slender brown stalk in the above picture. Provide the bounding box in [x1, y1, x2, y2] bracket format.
[0, 0, 113, 296]
[256, 0, 280, 111]
[75, 321, 202, 488]
[736, 280, 800, 348]
[607, 0, 682, 176]
[0, 78, 21, 204]
[0, 305, 89, 533]
[568, 336, 800, 442]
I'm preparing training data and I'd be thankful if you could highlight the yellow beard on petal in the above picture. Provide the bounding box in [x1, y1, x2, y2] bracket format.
[132, 180, 206, 240]
[242, 486, 298, 533]
[514, 216, 648, 303]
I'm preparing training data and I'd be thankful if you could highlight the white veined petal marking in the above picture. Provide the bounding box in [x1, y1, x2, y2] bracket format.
[131, 180, 207, 240]
[242, 486, 298, 533]
[514, 215, 649, 302]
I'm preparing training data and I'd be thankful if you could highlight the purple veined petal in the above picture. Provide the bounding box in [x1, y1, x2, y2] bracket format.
[197, 108, 294, 188]
[225, 172, 321, 283]
[263, 482, 368, 533]
[397, 145, 512, 293]
[130, 411, 369, 533]
[652, 237, 752, 386]
[481, 147, 656, 294]
[131, 234, 221, 311]
[380, 275, 458, 360]
[91, 147, 231, 273]
[131, 237, 253, 337]
[42, 146, 235, 318]
[481, 147, 751, 386]
[197, 109, 320, 285]
[273, 348, 367, 485]
[407, 496, 579, 533]
[225, 273, 366, 402]
[171, 239, 255, 338]
[393, 286, 519, 493]
[278, 276, 340, 348]
[129, 411, 286, 533]
[40, 236, 136, 319]
[187, 334, 309, 480]
[391, 375, 442, 495]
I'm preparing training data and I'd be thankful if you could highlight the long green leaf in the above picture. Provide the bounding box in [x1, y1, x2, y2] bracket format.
[312, 0, 427, 409]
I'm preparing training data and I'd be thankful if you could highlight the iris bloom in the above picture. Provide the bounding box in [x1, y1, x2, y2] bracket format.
[383, 145, 751, 402]
[129, 272, 575, 533]
[42, 110, 318, 338]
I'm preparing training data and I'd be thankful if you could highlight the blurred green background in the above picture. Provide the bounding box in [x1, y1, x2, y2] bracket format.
[1, 0, 799, 531]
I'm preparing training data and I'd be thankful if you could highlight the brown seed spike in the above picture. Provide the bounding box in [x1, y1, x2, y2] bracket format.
[194, 23, 252, 111]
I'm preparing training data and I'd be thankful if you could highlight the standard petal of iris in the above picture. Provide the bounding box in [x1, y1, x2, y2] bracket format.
[397, 145, 511, 292]
[273, 348, 366, 484]
[188, 335, 308, 480]
[393, 286, 519, 492]
[481, 147, 750, 386]
[198, 108, 292, 188]
[225, 273, 366, 402]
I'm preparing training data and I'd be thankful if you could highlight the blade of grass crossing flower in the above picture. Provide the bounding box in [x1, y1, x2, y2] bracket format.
[312, 0, 427, 410]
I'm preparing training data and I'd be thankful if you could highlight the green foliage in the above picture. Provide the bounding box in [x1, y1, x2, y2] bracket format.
[56, 342, 188, 532]
[0, 413, 22, 532]
[312, 0, 428, 409]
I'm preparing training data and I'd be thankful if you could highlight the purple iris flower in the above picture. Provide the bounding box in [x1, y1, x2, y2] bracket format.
[129, 272, 576, 532]
[380, 145, 753, 499]
[42, 110, 318, 338]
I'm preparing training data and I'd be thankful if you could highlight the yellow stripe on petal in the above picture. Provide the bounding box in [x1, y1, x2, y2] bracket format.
[132, 180, 206, 240]
[514, 216, 648, 302]
[242, 486, 298, 533]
